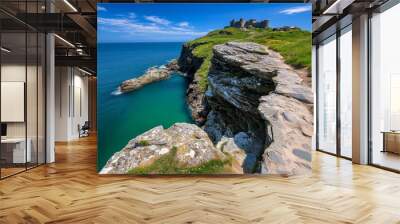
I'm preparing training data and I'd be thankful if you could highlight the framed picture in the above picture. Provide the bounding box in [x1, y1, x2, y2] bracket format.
[97, 3, 313, 175]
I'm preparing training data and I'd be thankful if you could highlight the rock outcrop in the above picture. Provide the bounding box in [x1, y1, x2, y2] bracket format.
[104, 41, 313, 175]
[215, 134, 249, 174]
[203, 42, 313, 175]
[119, 59, 179, 93]
[100, 123, 227, 174]
[178, 43, 209, 125]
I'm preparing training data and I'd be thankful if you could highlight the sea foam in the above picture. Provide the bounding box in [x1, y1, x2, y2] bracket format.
[111, 88, 123, 96]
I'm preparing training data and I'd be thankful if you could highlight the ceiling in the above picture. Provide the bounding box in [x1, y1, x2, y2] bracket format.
[0, 0, 97, 74]
[311, 0, 390, 38]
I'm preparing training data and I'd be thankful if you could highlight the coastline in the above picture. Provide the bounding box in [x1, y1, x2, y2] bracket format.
[97, 42, 192, 170]
[100, 27, 313, 175]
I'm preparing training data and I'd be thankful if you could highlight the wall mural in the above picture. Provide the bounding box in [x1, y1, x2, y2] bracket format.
[97, 3, 313, 175]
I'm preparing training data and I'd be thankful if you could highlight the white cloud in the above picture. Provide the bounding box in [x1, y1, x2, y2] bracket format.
[178, 22, 189, 28]
[97, 6, 107, 11]
[144, 16, 171, 25]
[171, 26, 191, 32]
[98, 17, 206, 37]
[280, 5, 311, 15]
[98, 18, 160, 32]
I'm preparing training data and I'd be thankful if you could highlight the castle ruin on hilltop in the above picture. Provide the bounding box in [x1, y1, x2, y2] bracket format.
[229, 18, 269, 29]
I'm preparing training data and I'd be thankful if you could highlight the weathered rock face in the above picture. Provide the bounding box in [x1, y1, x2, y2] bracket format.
[259, 94, 313, 175]
[186, 77, 208, 125]
[178, 43, 209, 125]
[205, 42, 275, 173]
[100, 123, 226, 174]
[204, 42, 313, 175]
[105, 41, 313, 175]
[255, 45, 313, 175]
[119, 60, 179, 93]
[215, 132, 259, 174]
[177, 43, 204, 77]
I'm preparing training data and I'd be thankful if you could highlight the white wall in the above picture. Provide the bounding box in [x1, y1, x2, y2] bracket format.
[1, 64, 25, 166]
[72, 73, 89, 138]
[1, 65, 26, 139]
[1, 64, 41, 138]
[55, 66, 70, 141]
[55, 67, 89, 141]
[1, 63, 46, 164]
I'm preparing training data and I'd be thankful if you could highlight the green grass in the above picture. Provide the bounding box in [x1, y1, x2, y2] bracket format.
[186, 27, 311, 91]
[137, 140, 150, 146]
[127, 146, 232, 175]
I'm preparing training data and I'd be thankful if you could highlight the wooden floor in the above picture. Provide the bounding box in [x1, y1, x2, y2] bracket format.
[1, 167, 26, 178]
[1, 135, 400, 224]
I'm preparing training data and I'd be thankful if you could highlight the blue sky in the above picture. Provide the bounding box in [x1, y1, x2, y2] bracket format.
[98, 3, 311, 43]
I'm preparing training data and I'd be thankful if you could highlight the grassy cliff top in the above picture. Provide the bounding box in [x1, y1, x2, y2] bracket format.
[186, 27, 311, 91]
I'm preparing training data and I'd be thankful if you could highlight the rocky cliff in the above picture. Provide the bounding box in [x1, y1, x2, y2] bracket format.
[178, 43, 209, 125]
[102, 40, 313, 175]
[181, 41, 313, 175]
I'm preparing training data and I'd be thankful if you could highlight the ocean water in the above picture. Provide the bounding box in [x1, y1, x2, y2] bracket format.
[97, 42, 193, 171]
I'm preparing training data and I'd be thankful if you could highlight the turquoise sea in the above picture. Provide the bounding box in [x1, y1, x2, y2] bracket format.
[97, 42, 193, 170]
